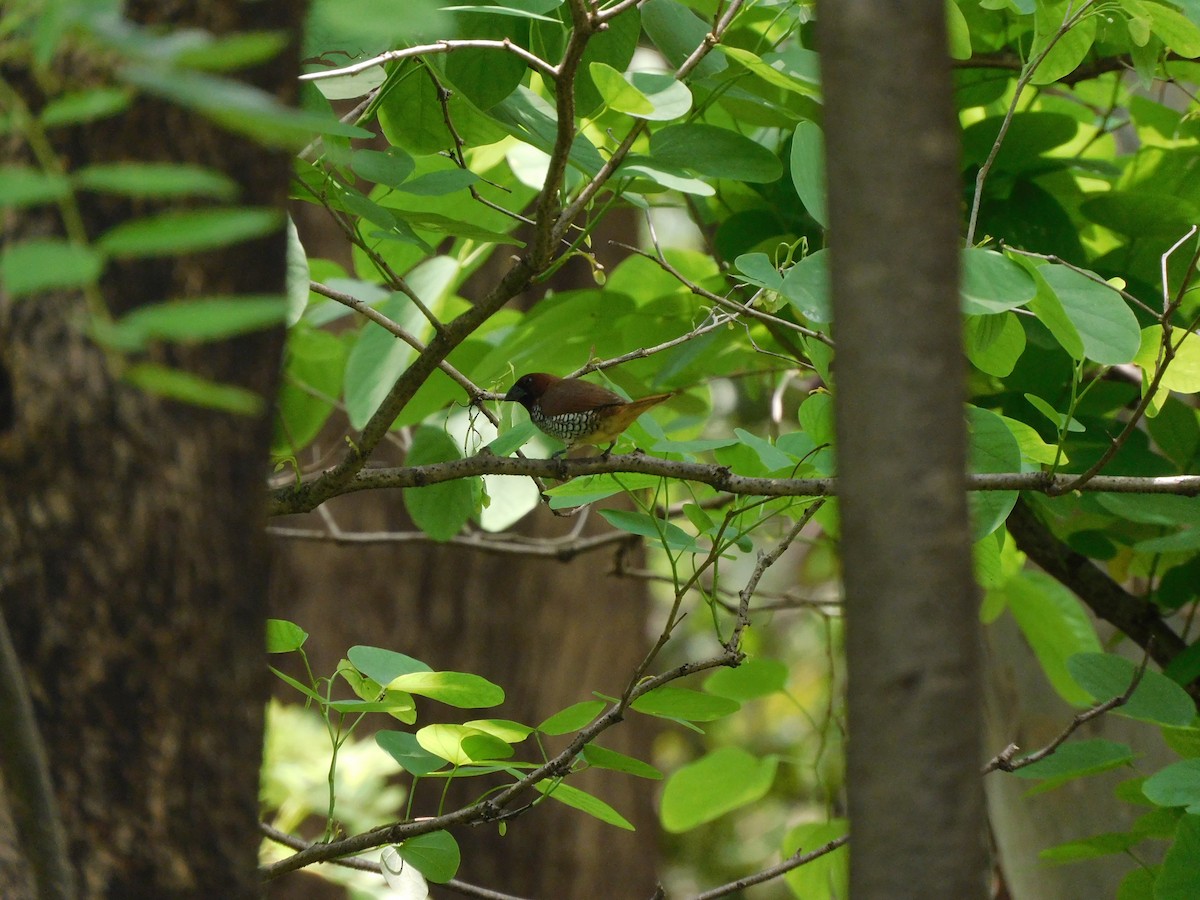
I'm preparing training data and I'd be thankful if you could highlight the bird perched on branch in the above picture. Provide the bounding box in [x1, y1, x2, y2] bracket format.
[503, 372, 672, 454]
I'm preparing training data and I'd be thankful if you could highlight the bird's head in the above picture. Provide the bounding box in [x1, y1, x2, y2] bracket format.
[503, 372, 559, 409]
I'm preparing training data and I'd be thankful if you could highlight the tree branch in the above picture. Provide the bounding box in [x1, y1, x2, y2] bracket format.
[1005, 499, 1188, 674]
[269, 452, 1200, 517]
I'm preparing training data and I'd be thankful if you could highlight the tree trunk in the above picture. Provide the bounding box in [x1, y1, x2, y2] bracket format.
[0, 2, 301, 895]
[819, 1, 988, 896]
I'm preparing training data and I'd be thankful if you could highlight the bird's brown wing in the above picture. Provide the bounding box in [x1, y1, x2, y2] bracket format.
[537, 377, 627, 416]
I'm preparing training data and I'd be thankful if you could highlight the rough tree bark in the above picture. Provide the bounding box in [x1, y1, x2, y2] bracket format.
[0, 1, 302, 895]
[819, 1, 988, 896]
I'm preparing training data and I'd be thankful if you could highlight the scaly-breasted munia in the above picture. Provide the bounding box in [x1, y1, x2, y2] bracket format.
[503, 372, 671, 453]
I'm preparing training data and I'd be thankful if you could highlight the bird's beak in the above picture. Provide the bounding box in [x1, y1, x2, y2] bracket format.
[503, 384, 527, 403]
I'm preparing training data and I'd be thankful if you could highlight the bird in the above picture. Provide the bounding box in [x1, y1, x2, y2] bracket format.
[503, 372, 672, 454]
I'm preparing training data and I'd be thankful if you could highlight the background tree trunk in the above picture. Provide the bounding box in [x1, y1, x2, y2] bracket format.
[0, 1, 302, 895]
[819, 1, 988, 895]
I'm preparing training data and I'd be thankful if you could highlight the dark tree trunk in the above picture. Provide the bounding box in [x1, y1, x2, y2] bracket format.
[819, 1, 988, 896]
[0, 2, 302, 895]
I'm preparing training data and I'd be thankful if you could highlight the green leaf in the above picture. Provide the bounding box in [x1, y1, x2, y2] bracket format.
[73, 162, 239, 199]
[417, 724, 514, 765]
[589, 61, 654, 115]
[99, 296, 286, 349]
[703, 658, 788, 701]
[1145, 761, 1200, 811]
[1012, 738, 1134, 791]
[266, 619, 308, 653]
[733, 428, 795, 471]
[581, 744, 662, 779]
[790, 120, 827, 227]
[97, 208, 282, 258]
[387, 671, 505, 708]
[733, 252, 783, 292]
[544, 473, 663, 508]
[650, 124, 783, 183]
[967, 405, 1021, 540]
[272, 326, 347, 456]
[598, 508, 699, 553]
[717, 45, 821, 97]
[1158, 815, 1200, 898]
[396, 170, 480, 196]
[121, 65, 372, 148]
[626, 72, 692, 121]
[348, 645, 432, 684]
[1039, 830, 1144, 863]
[0, 239, 103, 297]
[960, 249, 1037, 315]
[660, 747, 778, 832]
[39, 88, 131, 127]
[527, 776, 634, 830]
[631, 686, 740, 722]
[780, 249, 831, 322]
[376, 730, 447, 776]
[1146, 2, 1200, 56]
[966, 312, 1026, 377]
[0, 166, 71, 206]
[124, 363, 263, 415]
[403, 427, 481, 542]
[538, 700, 606, 735]
[1001, 570, 1102, 705]
[641, 0, 727, 81]
[463, 719, 534, 743]
[783, 819, 849, 899]
[1040, 265, 1140, 365]
[1024, 393, 1085, 433]
[171, 29, 291, 72]
[350, 148, 415, 188]
[1067, 653, 1196, 726]
[395, 831, 461, 884]
[343, 294, 432, 429]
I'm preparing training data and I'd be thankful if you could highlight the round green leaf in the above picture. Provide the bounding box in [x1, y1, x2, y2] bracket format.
[402, 426, 482, 542]
[416, 724, 513, 765]
[376, 730, 448, 776]
[703, 658, 788, 701]
[1144, 761, 1200, 810]
[660, 747, 778, 832]
[650, 123, 783, 183]
[538, 700, 606, 735]
[266, 618, 308, 653]
[348, 645, 432, 684]
[396, 830, 461, 884]
[780, 249, 830, 322]
[1040, 265, 1140, 364]
[960, 249, 1037, 315]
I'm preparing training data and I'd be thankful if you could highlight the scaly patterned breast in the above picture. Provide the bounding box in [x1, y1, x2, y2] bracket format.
[530, 405, 601, 443]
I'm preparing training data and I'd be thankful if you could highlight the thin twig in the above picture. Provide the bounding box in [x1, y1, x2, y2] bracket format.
[691, 835, 850, 900]
[300, 39, 557, 81]
[983, 650, 1151, 774]
[728, 498, 826, 650]
[309, 281, 495, 422]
